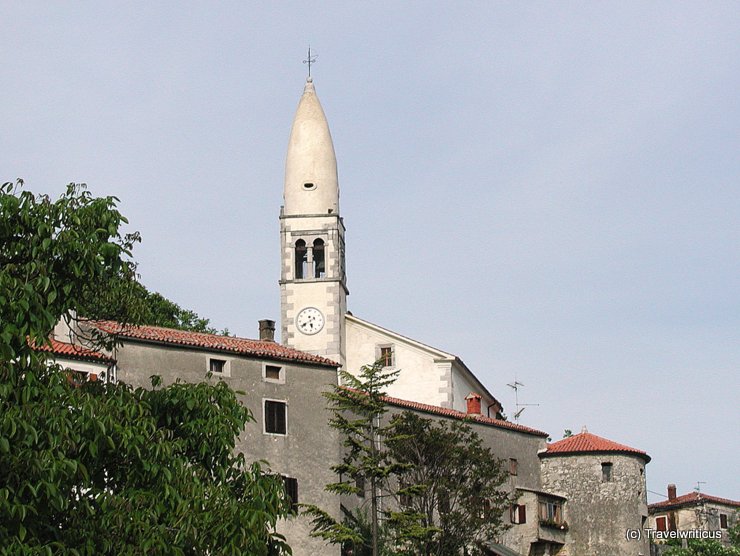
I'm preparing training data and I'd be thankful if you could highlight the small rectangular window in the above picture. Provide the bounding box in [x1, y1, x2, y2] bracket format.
[509, 458, 518, 476]
[209, 358, 226, 374]
[264, 400, 287, 435]
[602, 462, 613, 482]
[399, 477, 411, 508]
[379, 346, 394, 367]
[655, 516, 667, 532]
[263, 364, 284, 383]
[355, 474, 365, 498]
[282, 476, 298, 511]
[720, 513, 728, 529]
[438, 490, 450, 514]
[538, 498, 564, 525]
[511, 504, 527, 524]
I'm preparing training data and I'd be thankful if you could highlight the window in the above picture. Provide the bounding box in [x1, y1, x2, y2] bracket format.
[303, 182, 315, 190]
[313, 239, 325, 278]
[720, 513, 728, 529]
[294, 239, 307, 279]
[602, 462, 613, 482]
[378, 345, 394, 367]
[655, 515, 668, 532]
[282, 476, 298, 511]
[209, 358, 226, 374]
[399, 477, 411, 508]
[477, 497, 492, 520]
[355, 474, 365, 498]
[511, 504, 527, 524]
[538, 498, 564, 525]
[509, 458, 518, 476]
[66, 370, 97, 388]
[264, 400, 287, 435]
[263, 363, 284, 383]
[438, 490, 450, 514]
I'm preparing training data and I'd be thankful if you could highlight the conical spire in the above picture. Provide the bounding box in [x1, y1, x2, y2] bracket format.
[283, 77, 339, 216]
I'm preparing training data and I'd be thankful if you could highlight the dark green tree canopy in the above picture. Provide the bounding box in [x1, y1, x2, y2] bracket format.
[1, 180, 292, 554]
[305, 360, 512, 556]
[387, 412, 512, 556]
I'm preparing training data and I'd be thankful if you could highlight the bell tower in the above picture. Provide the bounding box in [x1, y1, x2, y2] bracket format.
[279, 77, 347, 365]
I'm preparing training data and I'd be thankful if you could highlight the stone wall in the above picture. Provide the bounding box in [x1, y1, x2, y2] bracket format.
[113, 339, 342, 556]
[540, 453, 649, 556]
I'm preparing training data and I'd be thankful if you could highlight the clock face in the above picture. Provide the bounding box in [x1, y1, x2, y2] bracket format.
[296, 307, 325, 335]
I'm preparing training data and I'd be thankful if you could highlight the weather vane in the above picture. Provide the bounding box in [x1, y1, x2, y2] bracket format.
[303, 46, 317, 77]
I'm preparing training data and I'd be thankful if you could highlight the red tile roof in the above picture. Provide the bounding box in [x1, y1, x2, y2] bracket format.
[381, 394, 549, 437]
[33, 338, 115, 364]
[541, 431, 650, 462]
[649, 491, 740, 511]
[93, 321, 339, 367]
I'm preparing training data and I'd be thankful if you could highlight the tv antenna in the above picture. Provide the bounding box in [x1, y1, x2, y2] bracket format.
[507, 379, 539, 423]
[695, 481, 706, 494]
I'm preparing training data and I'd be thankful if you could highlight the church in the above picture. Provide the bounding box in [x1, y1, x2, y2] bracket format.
[279, 76, 501, 418]
[48, 76, 652, 556]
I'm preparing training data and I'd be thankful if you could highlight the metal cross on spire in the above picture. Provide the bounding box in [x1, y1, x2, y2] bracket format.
[303, 46, 317, 77]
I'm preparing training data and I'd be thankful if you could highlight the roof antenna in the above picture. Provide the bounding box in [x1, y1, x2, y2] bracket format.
[507, 378, 539, 423]
[694, 481, 706, 494]
[303, 46, 317, 78]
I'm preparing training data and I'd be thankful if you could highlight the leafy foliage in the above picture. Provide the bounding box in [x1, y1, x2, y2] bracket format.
[303, 361, 419, 555]
[387, 412, 512, 556]
[661, 518, 740, 556]
[305, 361, 512, 556]
[0, 180, 291, 554]
[663, 539, 740, 556]
[93, 278, 225, 334]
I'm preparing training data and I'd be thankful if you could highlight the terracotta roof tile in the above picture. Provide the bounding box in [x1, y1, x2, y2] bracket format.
[381, 394, 549, 437]
[649, 491, 740, 511]
[541, 431, 650, 462]
[93, 321, 339, 368]
[33, 338, 115, 364]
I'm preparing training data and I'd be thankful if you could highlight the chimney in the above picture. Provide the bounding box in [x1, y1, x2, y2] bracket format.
[465, 392, 482, 416]
[668, 484, 677, 501]
[258, 319, 276, 342]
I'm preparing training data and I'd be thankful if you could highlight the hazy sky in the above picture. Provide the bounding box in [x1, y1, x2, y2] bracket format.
[3, 2, 738, 502]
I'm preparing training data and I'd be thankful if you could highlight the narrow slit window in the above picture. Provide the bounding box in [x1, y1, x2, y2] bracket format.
[601, 462, 613, 482]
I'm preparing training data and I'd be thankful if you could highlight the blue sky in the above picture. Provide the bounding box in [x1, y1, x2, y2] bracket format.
[2, 2, 738, 502]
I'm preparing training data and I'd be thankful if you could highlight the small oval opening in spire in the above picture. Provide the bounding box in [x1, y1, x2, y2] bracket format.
[303, 182, 316, 190]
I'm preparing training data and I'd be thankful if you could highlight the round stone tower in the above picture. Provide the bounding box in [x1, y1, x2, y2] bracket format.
[539, 428, 651, 556]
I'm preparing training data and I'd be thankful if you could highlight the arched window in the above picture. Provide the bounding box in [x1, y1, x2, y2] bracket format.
[295, 240, 307, 279]
[313, 239, 325, 278]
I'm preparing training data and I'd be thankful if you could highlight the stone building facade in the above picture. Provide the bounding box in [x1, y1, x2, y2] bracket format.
[539, 429, 651, 556]
[92, 319, 344, 556]
[648, 485, 739, 547]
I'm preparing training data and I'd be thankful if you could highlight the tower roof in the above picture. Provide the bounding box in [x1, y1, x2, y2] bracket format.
[540, 430, 650, 462]
[283, 77, 339, 216]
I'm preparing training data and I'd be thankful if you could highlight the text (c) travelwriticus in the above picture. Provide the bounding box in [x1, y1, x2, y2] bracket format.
[625, 528, 723, 541]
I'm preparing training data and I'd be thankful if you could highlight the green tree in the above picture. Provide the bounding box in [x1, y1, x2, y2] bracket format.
[303, 361, 425, 556]
[663, 539, 740, 556]
[0, 180, 292, 554]
[386, 412, 512, 556]
[661, 517, 740, 556]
